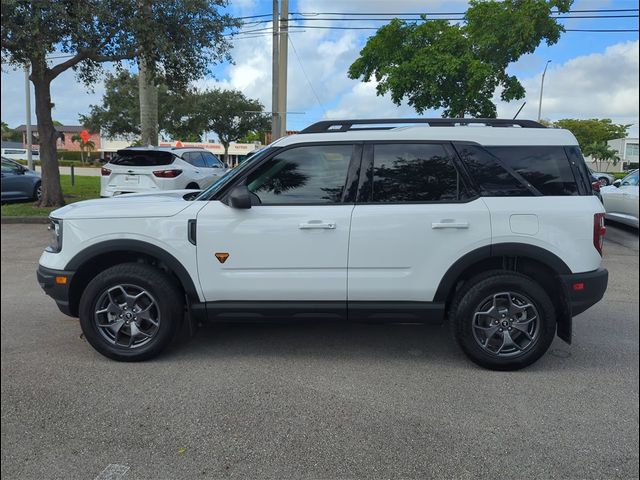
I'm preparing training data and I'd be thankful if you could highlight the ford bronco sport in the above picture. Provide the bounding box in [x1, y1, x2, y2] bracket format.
[37, 118, 608, 370]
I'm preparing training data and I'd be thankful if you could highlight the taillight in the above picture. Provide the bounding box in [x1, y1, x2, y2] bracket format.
[153, 169, 183, 178]
[591, 180, 601, 192]
[593, 213, 606, 256]
[101, 167, 112, 176]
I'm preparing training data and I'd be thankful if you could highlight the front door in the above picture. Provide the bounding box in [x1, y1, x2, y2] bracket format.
[196, 143, 359, 310]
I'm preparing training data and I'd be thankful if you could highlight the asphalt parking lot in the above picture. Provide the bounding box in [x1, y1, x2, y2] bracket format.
[1, 222, 638, 480]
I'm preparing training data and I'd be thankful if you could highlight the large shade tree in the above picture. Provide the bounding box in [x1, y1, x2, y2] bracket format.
[80, 71, 204, 142]
[1, 0, 236, 207]
[195, 89, 270, 164]
[552, 118, 630, 152]
[348, 0, 572, 118]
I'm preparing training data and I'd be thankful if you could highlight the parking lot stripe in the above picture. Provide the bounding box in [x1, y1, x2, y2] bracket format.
[94, 464, 130, 480]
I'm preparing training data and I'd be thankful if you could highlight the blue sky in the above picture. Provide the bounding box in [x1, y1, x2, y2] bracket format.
[2, 0, 639, 136]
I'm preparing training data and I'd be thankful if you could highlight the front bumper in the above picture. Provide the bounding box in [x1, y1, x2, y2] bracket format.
[560, 267, 609, 316]
[37, 265, 76, 317]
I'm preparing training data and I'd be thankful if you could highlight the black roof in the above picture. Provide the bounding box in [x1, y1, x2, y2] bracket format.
[300, 118, 546, 134]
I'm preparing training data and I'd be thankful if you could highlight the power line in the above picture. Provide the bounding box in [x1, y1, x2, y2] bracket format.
[288, 36, 326, 116]
[288, 8, 638, 16]
[565, 28, 639, 32]
[285, 14, 638, 21]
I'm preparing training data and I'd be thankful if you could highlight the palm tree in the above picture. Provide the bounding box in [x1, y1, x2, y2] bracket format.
[71, 134, 96, 164]
[585, 142, 620, 172]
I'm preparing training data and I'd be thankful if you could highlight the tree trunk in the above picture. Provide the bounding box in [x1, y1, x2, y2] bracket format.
[32, 66, 65, 207]
[138, 57, 158, 146]
[223, 143, 230, 167]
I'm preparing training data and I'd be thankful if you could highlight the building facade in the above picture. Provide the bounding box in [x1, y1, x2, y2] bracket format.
[608, 137, 639, 170]
[15, 125, 101, 152]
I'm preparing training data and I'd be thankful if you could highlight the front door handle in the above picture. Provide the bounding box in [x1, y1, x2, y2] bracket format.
[299, 221, 336, 230]
[432, 221, 469, 229]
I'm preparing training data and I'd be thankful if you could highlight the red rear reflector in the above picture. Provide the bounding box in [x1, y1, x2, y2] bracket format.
[101, 167, 112, 176]
[572, 282, 585, 291]
[593, 213, 606, 256]
[153, 169, 183, 178]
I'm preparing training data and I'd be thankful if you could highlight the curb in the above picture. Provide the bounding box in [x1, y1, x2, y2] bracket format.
[1, 216, 49, 224]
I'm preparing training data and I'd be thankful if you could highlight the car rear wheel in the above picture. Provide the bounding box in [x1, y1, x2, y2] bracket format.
[186, 182, 200, 190]
[79, 263, 184, 361]
[450, 271, 556, 371]
[33, 182, 42, 201]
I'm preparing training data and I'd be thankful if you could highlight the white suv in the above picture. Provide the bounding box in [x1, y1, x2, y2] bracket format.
[100, 146, 227, 197]
[38, 119, 608, 370]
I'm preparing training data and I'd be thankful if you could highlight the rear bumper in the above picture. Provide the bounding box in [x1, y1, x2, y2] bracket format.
[560, 267, 608, 316]
[37, 265, 76, 317]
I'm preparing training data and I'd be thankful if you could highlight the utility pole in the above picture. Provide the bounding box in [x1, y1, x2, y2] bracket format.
[24, 66, 33, 170]
[537, 60, 551, 122]
[277, 0, 288, 138]
[271, 0, 280, 141]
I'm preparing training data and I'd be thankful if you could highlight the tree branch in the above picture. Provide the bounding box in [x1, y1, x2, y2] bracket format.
[47, 52, 88, 80]
[47, 50, 133, 80]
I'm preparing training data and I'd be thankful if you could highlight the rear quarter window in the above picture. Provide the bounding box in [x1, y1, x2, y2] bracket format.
[487, 146, 579, 196]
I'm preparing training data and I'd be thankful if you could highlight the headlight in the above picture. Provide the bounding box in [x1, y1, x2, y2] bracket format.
[46, 218, 62, 253]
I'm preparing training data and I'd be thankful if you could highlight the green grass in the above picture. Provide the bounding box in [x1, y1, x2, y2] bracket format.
[1, 175, 100, 217]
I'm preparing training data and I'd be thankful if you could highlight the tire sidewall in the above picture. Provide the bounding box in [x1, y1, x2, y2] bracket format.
[79, 265, 182, 361]
[454, 274, 556, 370]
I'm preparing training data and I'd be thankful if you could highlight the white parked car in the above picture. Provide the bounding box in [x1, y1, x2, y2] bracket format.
[38, 118, 608, 370]
[601, 169, 639, 228]
[100, 146, 227, 197]
[1, 147, 40, 162]
[589, 169, 615, 186]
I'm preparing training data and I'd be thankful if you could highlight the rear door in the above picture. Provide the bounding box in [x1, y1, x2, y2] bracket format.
[195, 143, 360, 308]
[347, 143, 491, 312]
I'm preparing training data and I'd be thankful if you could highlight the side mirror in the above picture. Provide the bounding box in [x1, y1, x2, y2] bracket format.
[613, 179, 622, 188]
[228, 184, 252, 209]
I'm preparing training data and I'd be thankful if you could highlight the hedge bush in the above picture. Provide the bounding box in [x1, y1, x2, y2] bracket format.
[15, 159, 101, 168]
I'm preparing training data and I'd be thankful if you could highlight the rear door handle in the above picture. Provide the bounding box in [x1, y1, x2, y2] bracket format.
[432, 221, 469, 229]
[299, 221, 336, 230]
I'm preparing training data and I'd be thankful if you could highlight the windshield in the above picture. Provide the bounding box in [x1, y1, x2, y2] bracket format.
[621, 170, 639, 186]
[195, 147, 275, 200]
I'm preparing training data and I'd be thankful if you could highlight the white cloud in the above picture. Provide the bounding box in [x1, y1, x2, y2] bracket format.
[324, 80, 423, 119]
[1, 62, 109, 128]
[496, 40, 639, 135]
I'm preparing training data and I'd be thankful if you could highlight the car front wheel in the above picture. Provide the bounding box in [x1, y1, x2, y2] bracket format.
[450, 271, 556, 371]
[79, 263, 184, 361]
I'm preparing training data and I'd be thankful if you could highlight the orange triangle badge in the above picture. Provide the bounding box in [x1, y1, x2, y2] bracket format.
[215, 252, 229, 264]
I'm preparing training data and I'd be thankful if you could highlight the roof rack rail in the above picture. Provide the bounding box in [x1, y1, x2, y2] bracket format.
[300, 118, 546, 133]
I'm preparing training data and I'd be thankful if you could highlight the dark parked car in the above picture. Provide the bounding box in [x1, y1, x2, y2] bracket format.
[1, 157, 42, 202]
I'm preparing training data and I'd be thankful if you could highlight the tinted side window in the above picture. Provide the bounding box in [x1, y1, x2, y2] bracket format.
[487, 146, 579, 196]
[184, 151, 207, 168]
[455, 144, 531, 196]
[202, 152, 222, 168]
[369, 144, 466, 202]
[622, 172, 639, 186]
[246, 144, 353, 204]
[2, 160, 20, 173]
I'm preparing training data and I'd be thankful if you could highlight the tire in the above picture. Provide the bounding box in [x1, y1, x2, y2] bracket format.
[449, 271, 556, 371]
[186, 182, 200, 190]
[33, 182, 42, 201]
[79, 263, 184, 361]
[598, 177, 610, 186]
